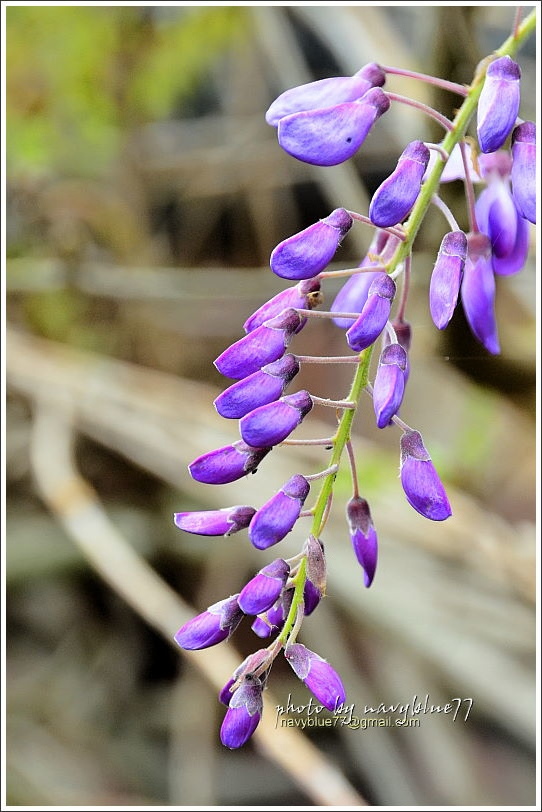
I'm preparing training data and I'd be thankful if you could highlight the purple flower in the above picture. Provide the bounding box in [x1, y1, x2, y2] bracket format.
[303, 534, 327, 593]
[220, 674, 263, 749]
[277, 87, 390, 166]
[511, 122, 536, 224]
[221, 649, 271, 705]
[271, 209, 353, 281]
[173, 505, 256, 537]
[240, 390, 313, 448]
[238, 559, 290, 615]
[284, 643, 346, 711]
[346, 496, 378, 587]
[303, 578, 322, 615]
[249, 474, 310, 550]
[243, 279, 322, 333]
[251, 589, 293, 638]
[461, 233, 500, 355]
[369, 140, 430, 227]
[429, 231, 468, 329]
[214, 354, 300, 419]
[188, 441, 271, 485]
[266, 62, 386, 126]
[174, 595, 243, 650]
[475, 178, 529, 275]
[400, 431, 452, 522]
[346, 273, 396, 352]
[214, 309, 302, 379]
[477, 56, 521, 154]
[372, 342, 407, 428]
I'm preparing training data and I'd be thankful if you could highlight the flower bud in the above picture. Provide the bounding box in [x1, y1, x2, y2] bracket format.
[173, 505, 256, 537]
[346, 273, 396, 351]
[369, 140, 430, 227]
[303, 578, 322, 615]
[277, 87, 390, 166]
[511, 122, 536, 224]
[251, 588, 293, 638]
[220, 649, 272, 705]
[270, 208, 353, 280]
[238, 559, 290, 615]
[220, 674, 263, 749]
[475, 181, 529, 276]
[243, 279, 322, 333]
[429, 230, 467, 329]
[188, 441, 271, 485]
[477, 56, 521, 154]
[461, 233, 500, 355]
[266, 63, 386, 126]
[174, 594, 243, 650]
[240, 390, 313, 448]
[214, 309, 302, 379]
[331, 271, 382, 329]
[249, 474, 310, 550]
[284, 643, 346, 711]
[214, 354, 300, 419]
[400, 431, 452, 521]
[303, 535, 326, 593]
[372, 342, 407, 428]
[346, 496, 378, 587]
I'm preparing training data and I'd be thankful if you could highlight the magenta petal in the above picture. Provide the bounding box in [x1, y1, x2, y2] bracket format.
[477, 56, 521, 154]
[277, 88, 390, 166]
[265, 63, 385, 126]
[400, 431, 452, 521]
[270, 209, 353, 280]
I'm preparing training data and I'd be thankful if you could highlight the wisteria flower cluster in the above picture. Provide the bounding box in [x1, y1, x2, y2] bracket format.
[174, 14, 536, 750]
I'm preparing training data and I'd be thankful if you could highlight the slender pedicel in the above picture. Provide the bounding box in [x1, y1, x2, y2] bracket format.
[381, 64, 469, 96]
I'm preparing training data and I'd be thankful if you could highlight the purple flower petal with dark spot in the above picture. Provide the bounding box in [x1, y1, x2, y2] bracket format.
[189, 441, 271, 485]
[249, 474, 310, 550]
[277, 87, 390, 166]
[173, 505, 256, 537]
[477, 56, 521, 154]
[240, 391, 313, 448]
[369, 140, 430, 227]
[400, 431, 452, 521]
[270, 208, 353, 280]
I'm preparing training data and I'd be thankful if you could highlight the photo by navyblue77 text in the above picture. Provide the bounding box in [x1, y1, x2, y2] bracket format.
[172, 8, 536, 749]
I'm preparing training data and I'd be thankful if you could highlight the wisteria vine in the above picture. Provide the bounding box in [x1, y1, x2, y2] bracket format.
[173, 10, 536, 749]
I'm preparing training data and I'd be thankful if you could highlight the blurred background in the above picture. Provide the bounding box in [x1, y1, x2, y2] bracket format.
[5, 4, 537, 807]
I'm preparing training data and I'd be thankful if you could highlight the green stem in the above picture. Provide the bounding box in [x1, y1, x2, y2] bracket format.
[275, 7, 536, 651]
